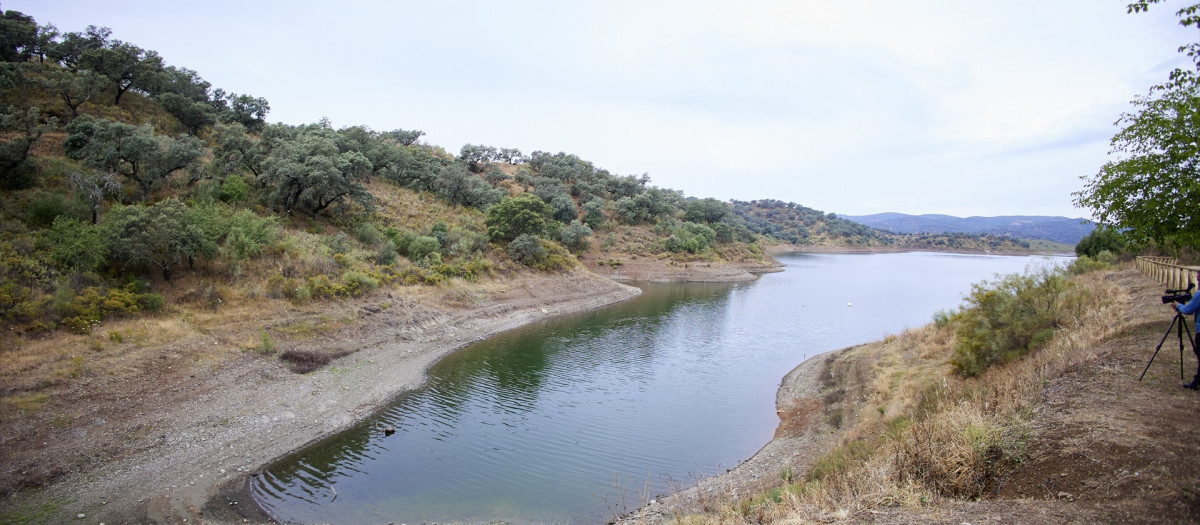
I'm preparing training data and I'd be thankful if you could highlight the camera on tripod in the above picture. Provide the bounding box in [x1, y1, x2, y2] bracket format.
[1162, 282, 1195, 304]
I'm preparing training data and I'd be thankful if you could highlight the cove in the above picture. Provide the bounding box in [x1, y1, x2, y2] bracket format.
[250, 252, 1065, 524]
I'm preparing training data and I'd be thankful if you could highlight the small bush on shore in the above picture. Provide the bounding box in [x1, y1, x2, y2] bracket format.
[950, 266, 1087, 377]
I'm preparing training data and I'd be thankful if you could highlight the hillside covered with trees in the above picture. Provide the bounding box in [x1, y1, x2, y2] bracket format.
[0, 10, 1050, 341]
[733, 200, 1038, 253]
[840, 212, 1096, 245]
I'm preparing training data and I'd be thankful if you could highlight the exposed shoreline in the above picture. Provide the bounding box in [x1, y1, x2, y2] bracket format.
[3, 270, 642, 523]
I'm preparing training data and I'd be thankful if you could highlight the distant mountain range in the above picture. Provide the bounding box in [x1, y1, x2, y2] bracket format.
[840, 213, 1095, 245]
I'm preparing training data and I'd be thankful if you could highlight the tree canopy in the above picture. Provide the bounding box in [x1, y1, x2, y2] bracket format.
[63, 115, 204, 201]
[485, 193, 553, 242]
[1074, 2, 1200, 249]
[259, 124, 374, 218]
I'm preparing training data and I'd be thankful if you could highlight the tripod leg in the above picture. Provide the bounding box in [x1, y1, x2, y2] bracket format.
[1180, 318, 1186, 380]
[1141, 315, 1181, 381]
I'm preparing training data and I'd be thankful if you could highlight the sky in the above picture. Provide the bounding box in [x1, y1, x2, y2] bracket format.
[7, 1, 1196, 218]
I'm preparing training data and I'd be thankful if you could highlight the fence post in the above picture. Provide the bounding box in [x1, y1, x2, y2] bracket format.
[1137, 256, 1199, 291]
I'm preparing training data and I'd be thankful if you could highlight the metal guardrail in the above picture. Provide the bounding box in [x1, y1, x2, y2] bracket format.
[1136, 256, 1200, 290]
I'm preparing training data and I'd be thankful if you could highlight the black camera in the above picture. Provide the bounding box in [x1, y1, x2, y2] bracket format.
[1162, 282, 1195, 304]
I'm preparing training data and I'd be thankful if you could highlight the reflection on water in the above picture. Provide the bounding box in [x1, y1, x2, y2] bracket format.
[252, 252, 1066, 524]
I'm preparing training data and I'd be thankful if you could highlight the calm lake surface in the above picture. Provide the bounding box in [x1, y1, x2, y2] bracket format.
[251, 252, 1066, 524]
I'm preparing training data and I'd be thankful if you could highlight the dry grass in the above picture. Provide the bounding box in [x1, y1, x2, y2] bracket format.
[674, 269, 1128, 524]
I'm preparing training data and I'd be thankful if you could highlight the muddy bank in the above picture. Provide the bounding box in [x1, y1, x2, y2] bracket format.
[0, 270, 639, 524]
[616, 348, 852, 523]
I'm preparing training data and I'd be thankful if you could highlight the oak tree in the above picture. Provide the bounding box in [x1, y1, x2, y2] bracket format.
[63, 115, 205, 201]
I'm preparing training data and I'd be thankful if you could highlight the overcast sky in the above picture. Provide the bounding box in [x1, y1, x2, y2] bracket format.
[8, 1, 1195, 218]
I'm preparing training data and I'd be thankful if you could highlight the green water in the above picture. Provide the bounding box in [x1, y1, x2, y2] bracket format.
[252, 252, 1064, 524]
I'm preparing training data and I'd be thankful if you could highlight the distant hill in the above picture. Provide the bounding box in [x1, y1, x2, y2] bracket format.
[840, 213, 1095, 245]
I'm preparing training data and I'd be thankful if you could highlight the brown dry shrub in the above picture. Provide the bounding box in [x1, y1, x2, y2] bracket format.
[279, 349, 352, 374]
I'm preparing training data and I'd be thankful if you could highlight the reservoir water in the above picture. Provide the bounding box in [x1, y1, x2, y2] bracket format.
[251, 252, 1066, 524]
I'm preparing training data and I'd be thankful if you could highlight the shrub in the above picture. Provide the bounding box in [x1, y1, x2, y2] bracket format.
[279, 349, 352, 374]
[1067, 251, 1116, 275]
[340, 270, 379, 296]
[560, 220, 592, 251]
[950, 267, 1087, 377]
[507, 234, 545, 265]
[444, 227, 488, 257]
[355, 222, 383, 246]
[222, 209, 279, 260]
[376, 240, 398, 265]
[664, 221, 717, 254]
[508, 235, 576, 271]
[406, 236, 441, 261]
[45, 216, 108, 273]
[217, 175, 250, 203]
[26, 192, 85, 228]
[306, 274, 341, 299]
[138, 292, 164, 312]
[581, 199, 605, 229]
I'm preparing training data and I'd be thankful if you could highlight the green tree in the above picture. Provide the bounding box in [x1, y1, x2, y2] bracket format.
[212, 90, 270, 132]
[54, 25, 110, 70]
[0, 107, 56, 190]
[77, 40, 164, 106]
[157, 92, 215, 135]
[63, 115, 205, 201]
[1074, 2, 1200, 248]
[560, 219, 592, 251]
[102, 199, 210, 280]
[259, 125, 374, 218]
[485, 193, 553, 241]
[68, 170, 122, 224]
[684, 197, 730, 224]
[39, 68, 107, 117]
[459, 143, 497, 172]
[0, 9, 38, 62]
[45, 215, 108, 273]
[210, 122, 267, 177]
[147, 65, 211, 101]
[30, 22, 59, 64]
[1075, 226, 1127, 257]
[434, 164, 505, 209]
[387, 128, 424, 146]
[581, 198, 605, 228]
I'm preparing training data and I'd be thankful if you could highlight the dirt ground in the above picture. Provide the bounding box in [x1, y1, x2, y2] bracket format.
[625, 267, 1200, 524]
